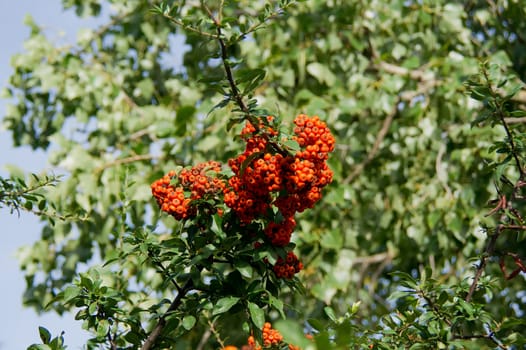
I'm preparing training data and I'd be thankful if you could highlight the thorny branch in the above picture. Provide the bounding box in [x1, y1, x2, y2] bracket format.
[140, 279, 194, 350]
[481, 67, 525, 178]
[202, 3, 264, 122]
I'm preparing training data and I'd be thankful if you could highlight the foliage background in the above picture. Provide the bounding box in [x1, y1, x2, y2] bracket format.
[0, 2, 109, 348]
[2, 0, 526, 348]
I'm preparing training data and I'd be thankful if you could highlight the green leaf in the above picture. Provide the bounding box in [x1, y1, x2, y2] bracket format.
[241, 69, 266, 95]
[324, 306, 337, 322]
[234, 260, 253, 278]
[39, 326, 52, 344]
[320, 229, 343, 250]
[275, 320, 311, 348]
[267, 294, 285, 318]
[283, 139, 300, 152]
[27, 345, 52, 350]
[509, 110, 526, 117]
[182, 315, 197, 330]
[306, 62, 336, 85]
[96, 319, 110, 337]
[208, 97, 231, 117]
[248, 302, 265, 329]
[213, 297, 240, 316]
[390, 271, 418, 290]
[470, 86, 491, 101]
[62, 285, 81, 304]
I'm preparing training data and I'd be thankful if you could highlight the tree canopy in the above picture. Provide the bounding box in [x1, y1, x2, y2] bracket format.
[2, 0, 526, 349]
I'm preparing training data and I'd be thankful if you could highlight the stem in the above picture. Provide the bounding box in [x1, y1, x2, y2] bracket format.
[499, 112, 524, 178]
[215, 27, 250, 116]
[418, 289, 452, 327]
[482, 67, 524, 178]
[466, 230, 499, 302]
[140, 279, 193, 350]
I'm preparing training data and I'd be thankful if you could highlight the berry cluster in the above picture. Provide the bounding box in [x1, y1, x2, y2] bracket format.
[273, 251, 303, 279]
[225, 115, 333, 279]
[234, 323, 300, 350]
[261, 322, 283, 347]
[151, 161, 225, 220]
[152, 115, 334, 281]
[224, 119, 285, 223]
[264, 216, 296, 247]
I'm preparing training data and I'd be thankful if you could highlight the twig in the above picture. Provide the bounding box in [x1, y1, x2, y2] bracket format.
[149, 254, 182, 293]
[376, 61, 433, 82]
[418, 289, 452, 327]
[209, 14, 251, 117]
[482, 64, 525, 178]
[500, 224, 526, 231]
[436, 142, 453, 199]
[161, 14, 216, 38]
[207, 319, 226, 349]
[140, 279, 194, 350]
[107, 330, 118, 350]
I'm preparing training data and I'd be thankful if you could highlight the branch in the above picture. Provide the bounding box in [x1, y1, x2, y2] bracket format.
[206, 319, 226, 349]
[201, 4, 251, 118]
[140, 279, 194, 350]
[418, 289, 452, 327]
[482, 67, 525, 179]
[196, 328, 212, 350]
[161, 13, 216, 38]
[352, 251, 394, 265]
[466, 230, 499, 302]
[375, 61, 433, 82]
[95, 154, 157, 173]
[453, 328, 508, 349]
[343, 101, 397, 184]
[378, 61, 526, 107]
[504, 116, 526, 124]
[500, 224, 526, 231]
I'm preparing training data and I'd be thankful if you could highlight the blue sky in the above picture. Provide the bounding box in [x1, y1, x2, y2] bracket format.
[0, 1, 107, 348]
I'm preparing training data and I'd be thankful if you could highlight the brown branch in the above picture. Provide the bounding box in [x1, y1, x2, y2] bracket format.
[499, 112, 524, 177]
[343, 102, 397, 184]
[376, 61, 433, 82]
[466, 231, 499, 302]
[504, 116, 526, 124]
[353, 251, 394, 265]
[140, 279, 193, 350]
[378, 61, 526, 107]
[206, 319, 226, 349]
[196, 328, 212, 350]
[509, 89, 526, 105]
[208, 14, 251, 118]
[95, 154, 156, 173]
